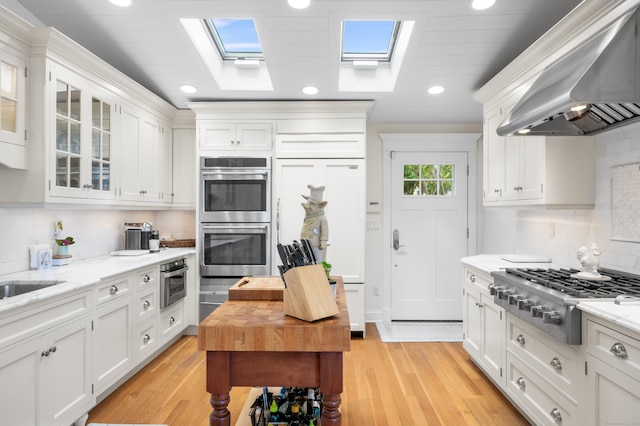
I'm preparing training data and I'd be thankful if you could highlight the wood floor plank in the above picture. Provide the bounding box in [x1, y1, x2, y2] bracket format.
[87, 323, 529, 425]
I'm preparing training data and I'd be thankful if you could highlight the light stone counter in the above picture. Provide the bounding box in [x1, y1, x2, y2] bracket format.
[0, 248, 195, 314]
[577, 299, 640, 335]
[460, 253, 562, 274]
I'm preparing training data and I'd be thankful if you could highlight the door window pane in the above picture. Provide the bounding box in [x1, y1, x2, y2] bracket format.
[403, 163, 455, 196]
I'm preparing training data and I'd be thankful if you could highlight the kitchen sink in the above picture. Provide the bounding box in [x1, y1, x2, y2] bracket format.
[0, 280, 66, 299]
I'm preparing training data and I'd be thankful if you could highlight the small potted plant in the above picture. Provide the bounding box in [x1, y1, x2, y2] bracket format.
[55, 236, 75, 256]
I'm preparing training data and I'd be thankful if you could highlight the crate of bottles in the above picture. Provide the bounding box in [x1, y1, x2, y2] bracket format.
[247, 387, 323, 426]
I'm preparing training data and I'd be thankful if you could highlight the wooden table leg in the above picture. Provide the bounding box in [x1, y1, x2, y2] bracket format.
[207, 351, 231, 426]
[319, 352, 343, 425]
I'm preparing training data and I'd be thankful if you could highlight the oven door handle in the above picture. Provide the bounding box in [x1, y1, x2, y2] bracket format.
[162, 266, 188, 278]
[201, 172, 268, 180]
[201, 224, 269, 232]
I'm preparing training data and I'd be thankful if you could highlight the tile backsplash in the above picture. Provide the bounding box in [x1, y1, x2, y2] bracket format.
[513, 120, 640, 272]
[0, 208, 195, 276]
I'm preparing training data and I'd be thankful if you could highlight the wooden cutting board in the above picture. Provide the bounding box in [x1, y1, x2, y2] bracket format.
[228, 276, 285, 301]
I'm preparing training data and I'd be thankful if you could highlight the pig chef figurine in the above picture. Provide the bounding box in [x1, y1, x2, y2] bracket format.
[301, 184, 329, 262]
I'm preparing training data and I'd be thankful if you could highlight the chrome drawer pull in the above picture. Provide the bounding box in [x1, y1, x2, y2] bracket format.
[610, 342, 628, 359]
[169, 316, 175, 324]
[143, 300, 151, 309]
[469, 274, 476, 282]
[550, 357, 562, 370]
[516, 334, 526, 345]
[110, 285, 118, 295]
[143, 334, 151, 344]
[516, 377, 526, 391]
[550, 408, 562, 421]
[143, 274, 150, 283]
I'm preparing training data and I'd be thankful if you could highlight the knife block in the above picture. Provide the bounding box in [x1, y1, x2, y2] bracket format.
[283, 264, 339, 322]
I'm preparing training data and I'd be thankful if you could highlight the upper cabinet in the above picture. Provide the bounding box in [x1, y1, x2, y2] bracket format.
[0, 22, 180, 208]
[198, 121, 273, 152]
[482, 93, 595, 208]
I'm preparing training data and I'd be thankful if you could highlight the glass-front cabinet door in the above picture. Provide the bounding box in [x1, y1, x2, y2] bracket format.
[49, 62, 116, 201]
[0, 50, 27, 169]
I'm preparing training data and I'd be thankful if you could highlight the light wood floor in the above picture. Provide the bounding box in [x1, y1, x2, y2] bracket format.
[87, 323, 529, 425]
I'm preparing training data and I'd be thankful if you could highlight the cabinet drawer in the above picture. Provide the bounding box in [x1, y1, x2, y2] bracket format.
[507, 314, 581, 404]
[586, 319, 640, 380]
[159, 300, 185, 344]
[95, 276, 131, 305]
[464, 267, 494, 295]
[506, 351, 578, 426]
[135, 320, 158, 364]
[0, 289, 91, 348]
[135, 287, 158, 325]
[134, 267, 157, 289]
[275, 133, 364, 158]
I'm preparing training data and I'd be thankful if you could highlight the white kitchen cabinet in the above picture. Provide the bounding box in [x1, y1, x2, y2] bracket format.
[462, 266, 505, 386]
[159, 299, 185, 345]
[274, 158, 365, 284]
[198, 121, 273, 151]
[0, 290, 93, 426]
[343, 283, 365, 337]
[93, 275, 134, 394]
[171, 127, 196, 208]
[119, 102, 172, 204]
[47, 62, 118, 202]
[585, 315, 640, 426]
[482, 98, 595, 207]
[505, 314, 585, 426]
[134, 318, 158, 364]
[0, 47, 27, 169]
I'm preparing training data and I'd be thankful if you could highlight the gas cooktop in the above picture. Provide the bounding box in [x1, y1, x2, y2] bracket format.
[504, 267, 640, 299]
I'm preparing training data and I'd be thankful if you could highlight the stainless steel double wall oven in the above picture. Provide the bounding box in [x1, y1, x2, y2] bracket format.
[199, 157, 272, 322]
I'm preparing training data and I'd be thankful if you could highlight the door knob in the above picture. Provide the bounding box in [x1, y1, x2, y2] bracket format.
[393, 229, 405, 251]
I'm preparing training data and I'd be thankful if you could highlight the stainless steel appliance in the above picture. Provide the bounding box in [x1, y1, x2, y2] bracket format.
[200, 156, 271, 223]
[199, 223, 271, 277]
[199, 276, 235, 322]
[124, 222, 154, 250]
[491, 267, 640, 344]
[160, 258, 188, 309]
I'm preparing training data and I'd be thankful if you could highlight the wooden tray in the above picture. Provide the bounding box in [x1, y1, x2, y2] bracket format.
[160, 239, 195, 248]
[228, 276, 284, 301]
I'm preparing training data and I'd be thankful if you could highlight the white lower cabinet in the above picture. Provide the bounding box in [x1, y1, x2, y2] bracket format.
[0, 290, 93, 426]
[462, 267, 505, 386]
[343, 283, 365, 337]
[505, 314, 584, 425]
[159, 300, 185, 345]
[585, 315, 640, 426]
[135, 319, 158, 364]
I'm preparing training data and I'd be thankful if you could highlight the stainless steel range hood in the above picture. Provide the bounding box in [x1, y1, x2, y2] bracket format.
[497, 6, 640, 137]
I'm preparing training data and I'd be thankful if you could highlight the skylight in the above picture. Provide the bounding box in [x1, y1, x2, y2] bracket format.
[205, 18, 264, 60]
[341, 20, 400, 62]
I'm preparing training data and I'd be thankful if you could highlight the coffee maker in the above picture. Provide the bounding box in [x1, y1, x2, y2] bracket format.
[124, 222, 154, 250]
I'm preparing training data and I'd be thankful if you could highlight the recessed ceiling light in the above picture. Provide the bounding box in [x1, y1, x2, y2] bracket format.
[302, 86, 319, 95]
[428, 86, 444, 95]
[470, 0, 495, 10]
[179, 84, 197, 94]
[109, 0, 132, 7]
[288, 0, 311, 9]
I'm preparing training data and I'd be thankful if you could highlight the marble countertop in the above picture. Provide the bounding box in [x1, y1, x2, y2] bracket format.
[461, 254, 640, 335]
[0, 248, 195, 314]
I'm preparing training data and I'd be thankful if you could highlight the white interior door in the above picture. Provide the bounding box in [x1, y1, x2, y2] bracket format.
[390, 151, 468, 320]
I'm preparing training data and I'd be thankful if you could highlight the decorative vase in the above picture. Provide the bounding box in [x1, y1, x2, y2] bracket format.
[58, 245, 69, 256]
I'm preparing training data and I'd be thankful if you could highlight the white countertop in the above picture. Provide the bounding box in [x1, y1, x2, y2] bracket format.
[0, 248, 195, 314]
[460, 254, 563, 274]
[461, 254, 640, 335]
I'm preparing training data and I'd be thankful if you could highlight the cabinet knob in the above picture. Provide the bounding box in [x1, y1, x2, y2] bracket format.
[110, 285, 119, 295]
[610, 342, 628, 359]
[516, 377, 526, 391]
[143, 300, 151, 309]
[550, 408, 562, 421]
[41, 346, 57, 357]
[143, 334, 151, 344]
[550, 357, 562, 370]
[516, 334, 526, 345]
[169, 316, 175, 324]
[143, 274, 150, 283]
[469, 274, 476, 282]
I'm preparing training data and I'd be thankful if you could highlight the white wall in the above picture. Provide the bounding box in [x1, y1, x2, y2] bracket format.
[487, 120, 640, 272]
[0, 208, 195, 276]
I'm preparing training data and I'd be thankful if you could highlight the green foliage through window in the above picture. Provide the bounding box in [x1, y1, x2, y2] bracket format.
[403, 163, 455, 196]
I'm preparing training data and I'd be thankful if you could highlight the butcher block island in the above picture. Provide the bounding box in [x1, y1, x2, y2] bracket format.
[198, 276, 351, 425]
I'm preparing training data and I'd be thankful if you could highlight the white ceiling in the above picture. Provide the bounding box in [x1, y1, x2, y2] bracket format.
[10, 0, 582, 124]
